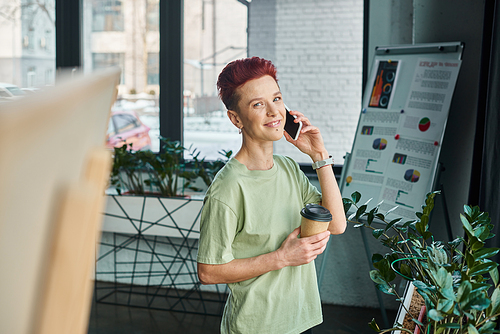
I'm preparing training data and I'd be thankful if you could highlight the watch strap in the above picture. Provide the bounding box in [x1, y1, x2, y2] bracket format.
[312, 156, 334, 170]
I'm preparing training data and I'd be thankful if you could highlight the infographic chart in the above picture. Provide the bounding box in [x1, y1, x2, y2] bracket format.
[342, 43, 463, 220]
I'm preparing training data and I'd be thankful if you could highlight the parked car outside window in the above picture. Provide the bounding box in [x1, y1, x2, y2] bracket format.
[0, 83, 26, 101]
[106, 110, 152, 151]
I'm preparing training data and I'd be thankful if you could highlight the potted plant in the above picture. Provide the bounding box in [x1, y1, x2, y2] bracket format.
[343, 191, 500, 334]
[110, 137, 232, 196]
[110, 137, 199, 197]
[96, 137, 232, 315]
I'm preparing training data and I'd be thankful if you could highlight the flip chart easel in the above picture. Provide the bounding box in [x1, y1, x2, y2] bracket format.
[342, 42, 463, 219]
[318, 42, 463, 328]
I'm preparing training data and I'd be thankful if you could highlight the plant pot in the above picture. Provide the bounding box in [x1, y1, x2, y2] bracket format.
[101, 194, 202, 238]
[95, 194, 228, 316]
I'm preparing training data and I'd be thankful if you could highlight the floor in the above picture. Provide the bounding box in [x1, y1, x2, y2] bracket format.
[87, 286, 397, 334]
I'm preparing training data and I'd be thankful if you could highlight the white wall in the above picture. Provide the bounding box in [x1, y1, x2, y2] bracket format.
[249, 0, 363, 165]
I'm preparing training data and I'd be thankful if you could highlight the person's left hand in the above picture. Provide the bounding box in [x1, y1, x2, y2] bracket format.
[283, 110, 327, 160]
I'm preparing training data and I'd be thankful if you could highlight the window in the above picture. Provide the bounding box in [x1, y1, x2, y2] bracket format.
[146, 0, 159, 31]
[92, 0, 124, 32]
[147, 53, 159, 85]
[84, 0, 159, 152]
[0, 0, 55, 90]
[183, 0, 248, 160]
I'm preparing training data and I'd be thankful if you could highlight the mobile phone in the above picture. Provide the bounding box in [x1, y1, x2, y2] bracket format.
[284, 105, 302, 141]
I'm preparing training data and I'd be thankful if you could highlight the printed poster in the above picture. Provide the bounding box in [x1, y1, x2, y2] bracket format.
[344, 57, 462, 220]
[366, 60, 400, 109]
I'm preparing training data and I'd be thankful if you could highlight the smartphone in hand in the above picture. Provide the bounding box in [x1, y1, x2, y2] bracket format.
[284, 105, 302, 141]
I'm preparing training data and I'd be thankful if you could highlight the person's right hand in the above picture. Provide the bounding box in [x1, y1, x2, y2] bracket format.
[275, 227, 330, 268]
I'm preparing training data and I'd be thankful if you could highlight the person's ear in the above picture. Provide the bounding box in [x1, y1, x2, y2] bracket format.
[227, 109, 243, 130]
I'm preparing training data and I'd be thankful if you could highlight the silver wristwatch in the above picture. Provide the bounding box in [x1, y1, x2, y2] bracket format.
[311, 156, 334, 170]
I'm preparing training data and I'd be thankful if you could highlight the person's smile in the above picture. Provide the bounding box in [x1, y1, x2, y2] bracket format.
[264, 119, 282, 128]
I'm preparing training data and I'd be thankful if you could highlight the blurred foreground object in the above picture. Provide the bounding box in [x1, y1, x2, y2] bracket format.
[0, 68, 120, 334]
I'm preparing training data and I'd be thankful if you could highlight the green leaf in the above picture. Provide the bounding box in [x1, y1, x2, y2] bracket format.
[353, 223, 364, 228]
[471, 283, 491, 293]
[413, 280, 432, 293]
[370, 270, 386, 284]
[422, 231, 433, 240]
[343, 200, 352, 214]
[416, 221, 426, 236]
[434, 267, 455, 300]
[367, 210, 375, 226]
[488, 286, 500, 317]
[469, 262, 499, 276]
[412, 318, 424, 327]
[403, 220, 417, 228]
[490, 265, 499, 286]
[465, 250, 475, 269]
[437, 298, 454, 313]
[473, 247, 500, 260]
[375, 213, 385, 221]
[467, 324, 480, 334]
[478, 322, 496, 332]
[385, 218, 402, 231]
[400, 263, 413, 279]
[351, 191, 361, 204]
[429, 245, 448, 265]
[464, 204, 473, 217]
[456, 281, 472, 304]
[373, 258, 396, 282]
[437, 323, 460, 329]
[386, 205, 399, 215]
[461, 214, 474, 234]
[471, 298, 491, 312]
[372, 229, 384, 239]
[355, 205, 367, 220]
[428, 308, 444, 321]
[368, 318, 380, 332]
[372, 253, 384, 264]
[375, 283, 395, 295]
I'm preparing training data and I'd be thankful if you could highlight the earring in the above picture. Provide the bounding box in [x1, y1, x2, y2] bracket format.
[238, 127, 242, 134]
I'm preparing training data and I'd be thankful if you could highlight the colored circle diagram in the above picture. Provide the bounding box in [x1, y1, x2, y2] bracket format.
[419, 117, 431, 132]
[372, 138, 387, 150]
[404, 169, 420, 183]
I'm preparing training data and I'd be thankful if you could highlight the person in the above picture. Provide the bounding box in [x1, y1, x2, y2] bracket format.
[197, 57, 346, 334]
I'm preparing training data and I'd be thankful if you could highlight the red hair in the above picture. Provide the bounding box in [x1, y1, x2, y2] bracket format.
[217, 57, 278, 111]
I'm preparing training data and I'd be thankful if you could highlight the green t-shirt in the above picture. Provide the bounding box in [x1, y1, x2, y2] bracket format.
[197, 155, 323, 334]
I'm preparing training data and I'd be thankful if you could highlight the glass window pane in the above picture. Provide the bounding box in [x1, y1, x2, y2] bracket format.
[183, 0, 248, 160]
[83, 0, 159, 152]
[0, 0, 56, 99]
[146, 0, 159, 31]
[92, 0, 124, 32]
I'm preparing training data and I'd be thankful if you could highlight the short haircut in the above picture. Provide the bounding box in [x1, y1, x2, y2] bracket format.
[217, 57, 278, 112]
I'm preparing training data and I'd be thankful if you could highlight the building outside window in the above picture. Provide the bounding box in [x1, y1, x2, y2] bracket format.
[92, 52, 125, 84]
[0, 0, 55, 90]
[146, 0, 159, 31]
[183, 0, 248, 160]
[92, 0, 124, 32]
[147, 52, 159, 85]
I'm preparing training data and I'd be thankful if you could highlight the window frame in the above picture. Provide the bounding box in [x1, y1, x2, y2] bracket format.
[55, 0, 341, 177]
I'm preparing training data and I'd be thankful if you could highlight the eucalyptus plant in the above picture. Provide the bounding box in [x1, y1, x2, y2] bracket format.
[343, 191, 500, 334]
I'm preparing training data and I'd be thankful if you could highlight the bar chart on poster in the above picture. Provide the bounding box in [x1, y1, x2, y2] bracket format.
[341, 42, 463, 220]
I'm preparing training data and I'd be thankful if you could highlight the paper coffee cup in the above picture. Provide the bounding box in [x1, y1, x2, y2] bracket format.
[300, 203, 332, 238]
